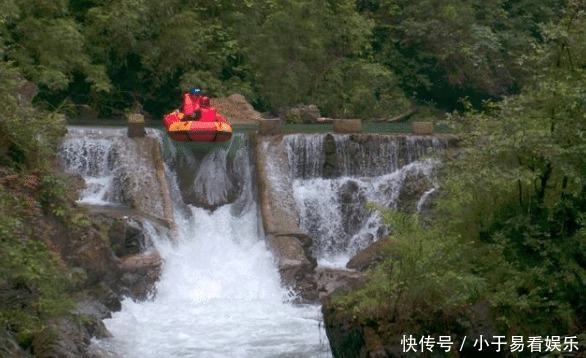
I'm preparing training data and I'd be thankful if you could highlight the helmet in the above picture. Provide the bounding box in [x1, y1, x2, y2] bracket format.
[189, 86, 202, 95]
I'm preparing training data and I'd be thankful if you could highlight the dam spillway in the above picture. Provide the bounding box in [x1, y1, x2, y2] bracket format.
[59, 127, 449, 356]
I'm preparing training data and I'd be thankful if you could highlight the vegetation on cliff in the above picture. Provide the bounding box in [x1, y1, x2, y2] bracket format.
[0, 61, 117, 356]
[324, 1, 586, 356]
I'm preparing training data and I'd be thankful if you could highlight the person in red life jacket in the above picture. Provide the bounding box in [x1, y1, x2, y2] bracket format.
[198, 96, 219, 122]
[182, 86, 203, 120]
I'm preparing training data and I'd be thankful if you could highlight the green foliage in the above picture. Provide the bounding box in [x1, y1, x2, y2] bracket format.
[332, 2, 586, 346]
[0, 64, 80, 348]
[244, 0, 378, 113]
[1, 0, 577, 118]
[314, 60, 411, 119]
[2, 0, 110, 93]
[0, 185, 75, 346]
[436, 0, 586, 335]
[335, 206, 485, 338]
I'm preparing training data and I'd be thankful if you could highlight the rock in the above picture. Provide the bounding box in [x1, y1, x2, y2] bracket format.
[266, 233, 318, 302]
[322, 134, 337, 178]
[31, 318, 90, 358]
[71, 233, 121, 288]
[171, 149, 240, 211]
[88, 282, 121, 313]
[71, 300, 113, 340]
[338, 180, 368, 237]
[211, 94, 263, 124]
[255, 135, 301, 235]
[112, 137, 169, 220]
[396, 167, 433, 213]
[322, 297, 365, 358]
[108, 219, 147, 257]
[316, 267, 364, 301]
[119, 251, 162, 300]
[346, 237, 392, 271]
[73, 299, 112, 321]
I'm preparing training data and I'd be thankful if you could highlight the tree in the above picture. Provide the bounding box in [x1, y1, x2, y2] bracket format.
[357, 0, 568, 111]
[245, 0, 398, 117]
[436, 0, 586, 334]
[2, 0, 110, 95]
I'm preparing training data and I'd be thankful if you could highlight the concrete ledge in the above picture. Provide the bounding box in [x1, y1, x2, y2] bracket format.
[258, 118, 282, 135]
[412, 121, 434, 135]
[127, 113, 145, 138]
[333, 119, 362, 133]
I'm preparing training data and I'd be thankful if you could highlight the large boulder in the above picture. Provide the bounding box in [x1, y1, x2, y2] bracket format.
[316, 267, 364, 301]
[211, 94, 263, 124]
[346, 237, 392, 272]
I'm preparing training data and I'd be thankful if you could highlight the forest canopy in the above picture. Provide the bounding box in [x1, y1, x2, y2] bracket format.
[0, 0, 571, 119]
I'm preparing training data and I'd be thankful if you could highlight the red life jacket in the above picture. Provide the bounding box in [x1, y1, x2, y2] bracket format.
[199, 107, 218, 122]
[182, 93, 201, 117]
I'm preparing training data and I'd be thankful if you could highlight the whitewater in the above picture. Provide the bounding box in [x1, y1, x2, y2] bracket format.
[61, 128, 331, 357]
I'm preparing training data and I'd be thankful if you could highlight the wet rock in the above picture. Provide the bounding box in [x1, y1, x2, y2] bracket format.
[316, 267, 364, 301]
[73, 299, 111, 321]
[266, 233, 318, 302]
[119, 251, 162, 300]
[259, 118, 282, 135]
[112, 137, 168, 220]
[396, 167, 432, 213]
[338, 180, 368, 237]
[171, 150, 242, 211]
[88, 282, 121, 313]
[108, 219, 147, 257]
[71, 300, 113, 340]
[322, 134, 337, 178]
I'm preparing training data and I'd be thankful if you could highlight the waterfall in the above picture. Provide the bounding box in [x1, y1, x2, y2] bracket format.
[285, 134, 443, 267]
[60, 128, 330, 357]
[59, 127, 125, 205]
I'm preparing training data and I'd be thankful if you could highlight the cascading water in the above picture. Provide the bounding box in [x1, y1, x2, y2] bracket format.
[285, 134, 443, 267]
[59, 127, 125, 205]
[60, 128, 331, 357]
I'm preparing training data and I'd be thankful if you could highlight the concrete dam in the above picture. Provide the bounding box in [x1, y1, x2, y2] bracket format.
[58, 126, 452, 357]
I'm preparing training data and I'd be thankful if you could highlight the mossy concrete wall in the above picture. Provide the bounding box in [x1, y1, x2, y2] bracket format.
[252, 133, 318, 302]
